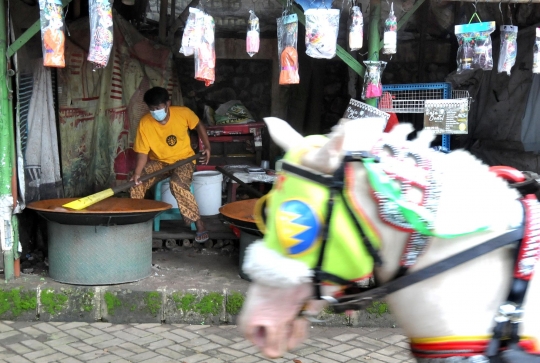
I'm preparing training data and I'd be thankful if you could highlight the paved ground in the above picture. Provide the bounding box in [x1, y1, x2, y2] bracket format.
[0, 321, 414, 363]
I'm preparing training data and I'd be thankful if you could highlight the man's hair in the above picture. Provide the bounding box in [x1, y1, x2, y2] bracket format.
[143, 87, 170, 106]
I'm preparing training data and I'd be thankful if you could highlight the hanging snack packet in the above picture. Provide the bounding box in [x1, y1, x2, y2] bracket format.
[455, 21, 495, 73]
[304, 8, 340, 59]
[180, 8, 203, 56]
[533, 28, 540, 74]
[246, 10, 260, 57]
[39, 0, 66, 68]
[349, 6, 363, 51]
[362, 61, 387, 99]
[383, 2, 397, 55]
[87, 0, 114, 68]
[195, 13, 216, 87]
[278, 14, 300, 85]
[498, 25, 518, 75]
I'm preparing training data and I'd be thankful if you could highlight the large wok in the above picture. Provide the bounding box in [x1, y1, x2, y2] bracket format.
[27, 197, 171, 226]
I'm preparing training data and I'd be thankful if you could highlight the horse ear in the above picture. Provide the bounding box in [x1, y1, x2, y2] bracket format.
[410, 129, 435, 149]
[302, 125, 345, 174]
[263, 117, 304, 152]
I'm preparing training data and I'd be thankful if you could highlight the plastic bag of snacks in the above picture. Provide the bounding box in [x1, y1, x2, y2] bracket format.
[533, 28, 540, 74]
[39, 0, 65, 68]
[246, 10, 260, 57]
[455, 19, 495, 73]
[278, 13, 299, 85]
[180, 8, 204, 56]
[362, 61, 386, 99]
[349, 5, 363, 51]
[383, 2, 397, 55]
[87, 0, 114, 68]
[498, 25, 518, 75]
[194, 13, 215, 87]
[304, 8, 340, 59]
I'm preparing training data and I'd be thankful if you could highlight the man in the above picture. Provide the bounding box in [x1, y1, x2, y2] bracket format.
[130, 87, 211, 243]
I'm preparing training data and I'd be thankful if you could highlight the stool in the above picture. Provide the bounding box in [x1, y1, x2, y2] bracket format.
[154, 178, 197, 232]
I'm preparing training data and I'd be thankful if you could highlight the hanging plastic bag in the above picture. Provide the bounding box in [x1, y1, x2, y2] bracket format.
[362, 61, 386, 99]
[87, 0, 114, 68]
[498, 25, 518, 75]
[39, 0, 65, 68]
[195, 13, 216, 87]
[180, 8, 204, 56]
[455, 17, 495, 73]
[246, 10, 260, 57]
[383, 2, 397, 55]
[349, 5, 363, 51]
[278, 14, 299, 85]
[533, 28, 540, 74]
[304, 8, 340, 59]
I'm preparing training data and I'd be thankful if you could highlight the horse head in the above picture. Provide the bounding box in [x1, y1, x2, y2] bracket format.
[239, 117, 540, 360]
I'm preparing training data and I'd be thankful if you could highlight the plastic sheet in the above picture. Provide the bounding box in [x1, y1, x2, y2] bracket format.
[349, 6, 363, 51]
[498, 25, 517, 75]
[194, 13, 216, 87]
[304, 8, 340, 59]
[455, 20, 495, 73]
[362, 61, 386, 99]
[39, 0, 65, 68]
[87, 0, 114, 68]
[533, 28, 540, 74]
[278, 14, 299, 85]
[246, 10, 260, 57]
[383, 2, 397, 55]
[180, 8, 203, 56]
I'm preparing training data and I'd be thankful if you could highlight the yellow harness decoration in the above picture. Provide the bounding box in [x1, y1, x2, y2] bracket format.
[255, 136, 382, 283]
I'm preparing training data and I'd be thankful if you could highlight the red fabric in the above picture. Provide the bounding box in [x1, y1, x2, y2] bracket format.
[410, 339, 540, 358]
[383, 112, 399, 133]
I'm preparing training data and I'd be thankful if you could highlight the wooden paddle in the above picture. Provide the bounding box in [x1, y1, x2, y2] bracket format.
[62, 153, 201, 210]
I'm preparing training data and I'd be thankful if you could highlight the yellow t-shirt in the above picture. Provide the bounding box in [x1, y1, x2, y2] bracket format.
[134, 106, 199, 164]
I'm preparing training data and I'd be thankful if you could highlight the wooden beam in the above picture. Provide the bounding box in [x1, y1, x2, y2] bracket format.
[159, 0, 168, 44]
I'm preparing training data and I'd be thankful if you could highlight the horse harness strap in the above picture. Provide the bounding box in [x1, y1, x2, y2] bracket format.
[282, 152, 384, 299]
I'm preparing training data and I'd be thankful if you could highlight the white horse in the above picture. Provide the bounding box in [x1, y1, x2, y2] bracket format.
[238, 117, 540, 362]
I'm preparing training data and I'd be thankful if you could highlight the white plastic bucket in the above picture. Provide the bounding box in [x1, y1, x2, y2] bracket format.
[192, 171, 223, 216]
[161, 181, 178, 208]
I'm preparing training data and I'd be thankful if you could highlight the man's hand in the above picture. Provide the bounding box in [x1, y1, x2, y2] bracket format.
[130, 173, 142, 185]
[199, 149, 211, 165]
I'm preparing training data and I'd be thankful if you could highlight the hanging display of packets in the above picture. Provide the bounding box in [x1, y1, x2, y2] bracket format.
[533, 28, 540, 74]
[383, 2, 397, 55]
[87, 0, 114, 68]
[362, 61, 387, 99]
[39, 0, 65, 68]
[349, 5, 363, 51]
[246, 10, 260, 57]
[195, 13, 216, 87]
[455, 16, 495, 73]
[278, 13, 300, 85]
[304, 8, 340, 59]
[180, 8, 204, 56]
[498, 25, 518, 75]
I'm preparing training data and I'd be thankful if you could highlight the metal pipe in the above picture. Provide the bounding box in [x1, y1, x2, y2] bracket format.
[0, 0, 15, 282]
[366, 0, 381, 107]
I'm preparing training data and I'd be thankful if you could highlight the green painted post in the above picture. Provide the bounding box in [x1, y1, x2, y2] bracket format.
[366, 0, 381, 107]
[0, 0, 15, 281]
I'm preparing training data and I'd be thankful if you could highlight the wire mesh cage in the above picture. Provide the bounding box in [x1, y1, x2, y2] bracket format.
[378, 83, 471, 114]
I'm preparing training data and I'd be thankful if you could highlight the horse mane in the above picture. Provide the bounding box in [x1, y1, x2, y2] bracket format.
[432, 149, 522, 235]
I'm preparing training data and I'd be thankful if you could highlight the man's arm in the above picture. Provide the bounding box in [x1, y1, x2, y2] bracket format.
[131, 153, 149, 184]
[195, 122, 211, 165]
